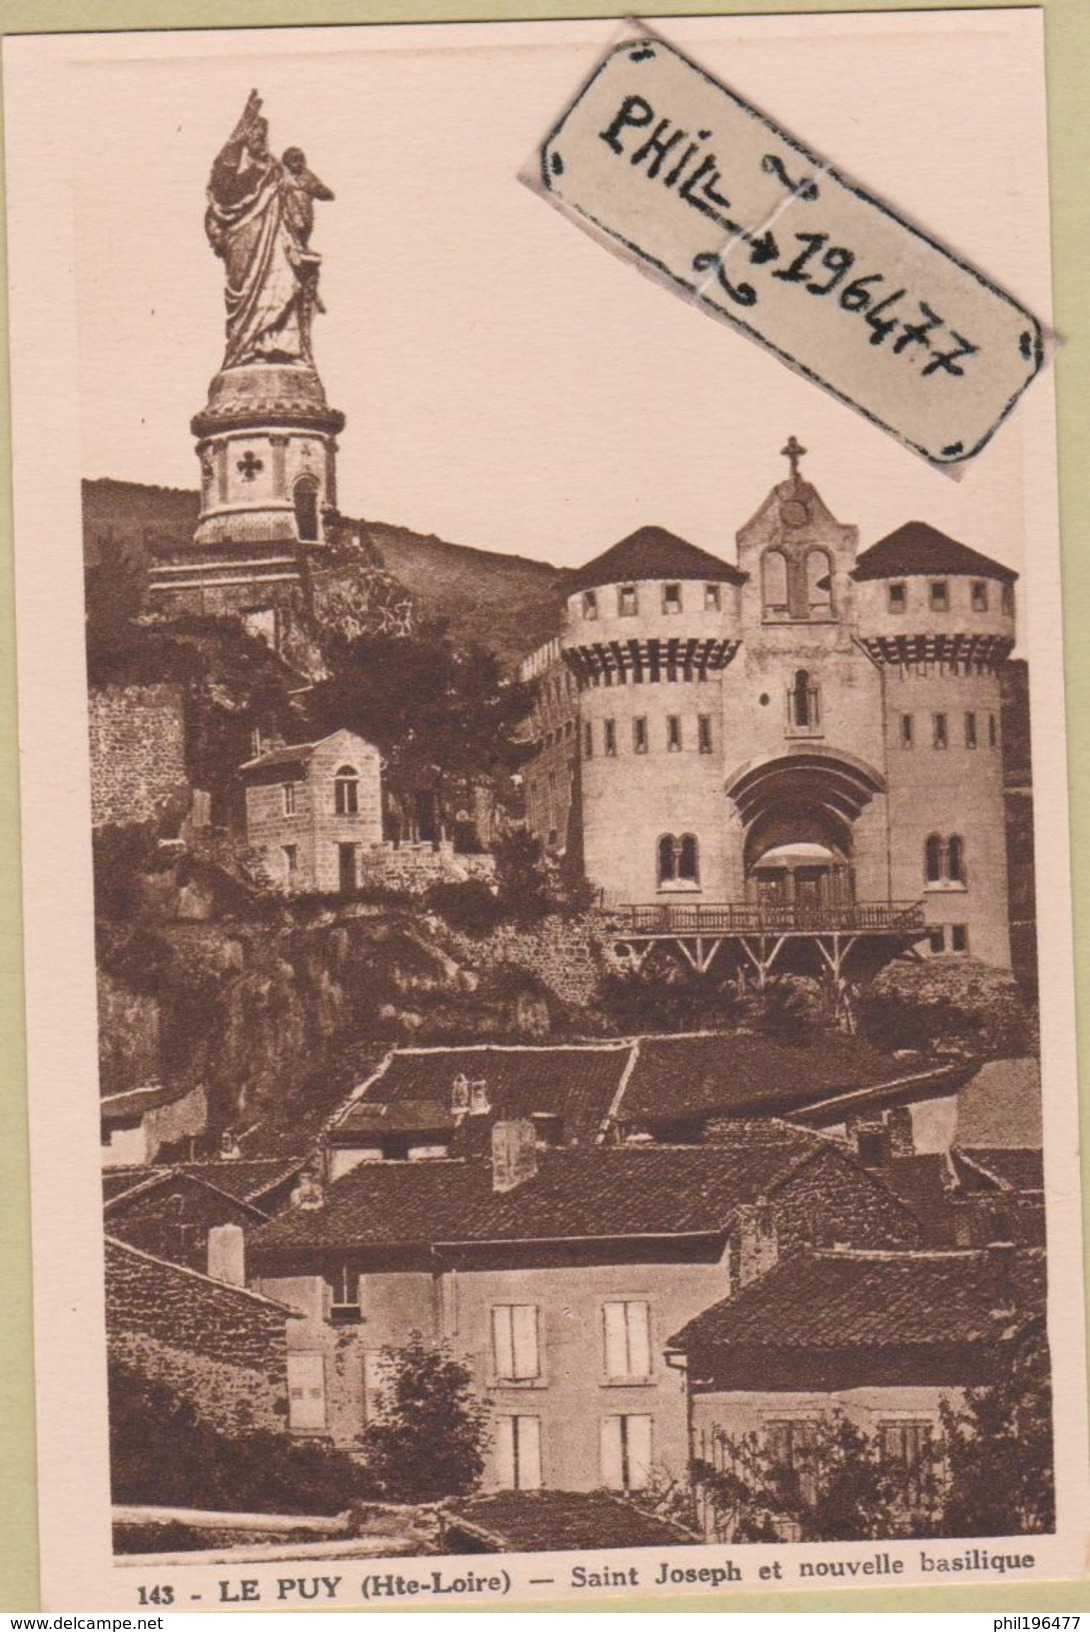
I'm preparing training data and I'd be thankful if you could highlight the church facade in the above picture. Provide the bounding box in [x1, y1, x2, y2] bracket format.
[521, 443, 1017, 971]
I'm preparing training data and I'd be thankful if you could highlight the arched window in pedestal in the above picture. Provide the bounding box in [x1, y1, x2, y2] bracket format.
[293, 474, 320, 542]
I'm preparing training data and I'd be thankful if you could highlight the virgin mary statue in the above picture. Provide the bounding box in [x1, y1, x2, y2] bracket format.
[205, 91, 334, 371]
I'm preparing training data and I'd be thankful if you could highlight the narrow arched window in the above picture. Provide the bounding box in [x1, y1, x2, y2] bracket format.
[334, 765, 359, 816]
[762, 550, 789, 615]
[806, 549, 833, 615]
[293, 475, 320, 542]
[658, 835, 677, 883]
[791, 668, 815, 728]
[946, 835, 965, 884]
[678, 834, 699, 882]
[924, 834, 943, 884]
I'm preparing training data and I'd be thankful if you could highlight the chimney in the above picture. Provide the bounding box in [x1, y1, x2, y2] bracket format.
[469, 1079, 491, 1116]
[292, 1168, 325, 1210]
[885, 1106, 915, 1158]
[985, 1238, 1018, 1319]
[531, 1111, 564, 1148]
[735, 1198, 778, 1288]
[207, 1222, 246, 1287]
[492, 1119, 537, 1193]
[852, 1118, 891, 1169]
[451, 1073, 470, 1115]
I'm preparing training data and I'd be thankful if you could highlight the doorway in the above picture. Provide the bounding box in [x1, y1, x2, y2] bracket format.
[338, 842, 357, 895]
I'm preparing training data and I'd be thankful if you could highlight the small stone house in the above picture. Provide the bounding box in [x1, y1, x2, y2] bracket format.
[99, 1081, 208, 1170]
[246, 1122, 923, 1494]
[240, 728, 383, 893]
[667, 1243, 1046, 1538]
[105, 1234, 301, 1435]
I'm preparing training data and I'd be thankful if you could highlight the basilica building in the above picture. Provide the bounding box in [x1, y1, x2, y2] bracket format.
[521, 440, 1017, 980]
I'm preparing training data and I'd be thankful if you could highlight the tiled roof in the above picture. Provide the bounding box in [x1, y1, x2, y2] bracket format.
[616, 1032, 933, 1126]
[444, 1491, 700, 1552]
[852, 522, 1017, 584]
[876, 1155, 957, 1247]
[100, 1081, 199, 1122]
[173, 1158, 306, 1204]
[248, 1136, 823, 1258]
[953, 1147, 1044, 1193]
[342, 1044, 632, 1147]
[333, 1100, 455, 1136]
[238, 740, 318, 772]
[669, 1248, 1046, 1355]
[565, 526, 745, 593]
[102, 1169, 162, 1203]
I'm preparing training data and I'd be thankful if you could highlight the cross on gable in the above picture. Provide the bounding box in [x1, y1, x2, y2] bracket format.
[781, 435, 807, 482]
[237, 451, 264, 481]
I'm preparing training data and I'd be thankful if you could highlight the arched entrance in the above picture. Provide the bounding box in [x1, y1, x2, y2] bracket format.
[726, 748, 885, 922]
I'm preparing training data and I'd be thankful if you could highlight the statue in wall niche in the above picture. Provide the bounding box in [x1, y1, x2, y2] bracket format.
[205, 90, 335, 370]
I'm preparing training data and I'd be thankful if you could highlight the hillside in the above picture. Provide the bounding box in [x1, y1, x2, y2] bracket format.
[82, 478, 563, 668]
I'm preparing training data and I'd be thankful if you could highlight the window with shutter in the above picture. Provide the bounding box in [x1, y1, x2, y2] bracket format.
[603, 1301, 652, 1381]
[600, 1414, 653, 1491]
[491, 1305, 540, 1382]
[496, 1415, 542, 1489]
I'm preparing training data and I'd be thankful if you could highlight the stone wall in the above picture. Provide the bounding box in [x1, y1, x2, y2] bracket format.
[105, 1237, 293, 1433]
[358, 843, 496, 897]
[89, 684, 189, 829]
[442, 912, 605, 1008]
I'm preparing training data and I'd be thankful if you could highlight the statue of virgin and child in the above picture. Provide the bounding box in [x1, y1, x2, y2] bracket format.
[205, 90, 335, 371]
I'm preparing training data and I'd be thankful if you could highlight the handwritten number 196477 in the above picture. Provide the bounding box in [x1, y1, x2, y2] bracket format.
[695, 229, 979, 378]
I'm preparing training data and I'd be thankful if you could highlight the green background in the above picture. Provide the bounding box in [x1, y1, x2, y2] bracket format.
[1, 0, 1087, 1611]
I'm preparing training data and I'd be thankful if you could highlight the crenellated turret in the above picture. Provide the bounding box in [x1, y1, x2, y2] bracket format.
[560, 526, 744, 685]
[852, 522, 1016, 668]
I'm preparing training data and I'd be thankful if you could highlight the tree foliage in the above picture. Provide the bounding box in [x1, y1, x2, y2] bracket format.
[858, 956, 1035, 1058]
[108, 1358, 374, 1514]
[306, 623, 532, 836]
[359, 1334, 490, 1503]
[693, 1331, 1054, 1544]
[693, 1412, 941, 1543]
[938, 1321, 1054, 1536]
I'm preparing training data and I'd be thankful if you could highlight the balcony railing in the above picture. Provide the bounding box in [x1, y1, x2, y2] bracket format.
[597, 899, 926, 936]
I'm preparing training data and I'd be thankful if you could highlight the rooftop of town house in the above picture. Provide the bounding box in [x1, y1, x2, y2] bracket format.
[103, 1166, 274, 1225]
[331, 1099, 456, 1138]
[564, 525, 747, 594]
[668, 1246, 1047, 1359]
[238, 727, 374, 775]
[105, 1235, 304, 1323]
[100, 1079, 204, 1123]
[104, 1156, 307, 1208]
[951, 1145, 1044, 1193]
[852, 521, 1018, 584]
[334, 1041, 634, 1149]
[443, 1490, 701, 1553]
[612, 1031, 962, 1129]
[248, 1130, 838, 1258]
[871, 1153, 958, 1248]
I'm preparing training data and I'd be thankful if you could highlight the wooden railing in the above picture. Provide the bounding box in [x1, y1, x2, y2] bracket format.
[597, 900, 926, 935]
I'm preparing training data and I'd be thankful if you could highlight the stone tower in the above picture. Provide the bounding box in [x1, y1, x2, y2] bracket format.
[146, 92, 344, 646]
[853, 522, 1016, 967]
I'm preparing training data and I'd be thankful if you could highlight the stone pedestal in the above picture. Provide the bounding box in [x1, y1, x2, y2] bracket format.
[146, 362, 345, 625]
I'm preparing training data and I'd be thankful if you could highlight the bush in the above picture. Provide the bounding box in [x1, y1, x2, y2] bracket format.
[109, 1360, 376, 1514]
[359, 1335, 490, 1503]
[425, 879, 505, 936]
[858, 957, 1035, 1057]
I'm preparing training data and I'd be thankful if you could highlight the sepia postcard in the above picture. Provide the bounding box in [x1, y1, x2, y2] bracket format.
[4, 8, 1089, 1610]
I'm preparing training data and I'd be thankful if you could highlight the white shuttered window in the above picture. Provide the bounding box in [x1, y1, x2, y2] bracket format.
[495, 1415, 542, 1489]
[600, 1414, 652, 1491]
[602, 1300, 652, 1380]
[287, 1353, 326, 1432]
[491, 1305, 540, 1381]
